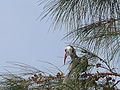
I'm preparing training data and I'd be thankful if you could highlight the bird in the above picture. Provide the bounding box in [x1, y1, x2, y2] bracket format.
[63, 45, 88, 84]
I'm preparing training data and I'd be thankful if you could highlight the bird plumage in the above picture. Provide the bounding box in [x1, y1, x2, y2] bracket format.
[63, 45, 88, 84]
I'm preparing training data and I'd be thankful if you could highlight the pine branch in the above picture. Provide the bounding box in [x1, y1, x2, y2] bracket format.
[111, 80, 120, 88]
[87, 72, 120, 77]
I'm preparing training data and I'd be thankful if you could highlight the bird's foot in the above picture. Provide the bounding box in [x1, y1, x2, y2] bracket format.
[81, 72, 87, 78]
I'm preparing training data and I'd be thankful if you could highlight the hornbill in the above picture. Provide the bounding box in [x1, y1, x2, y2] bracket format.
[63, 45, 88, 84]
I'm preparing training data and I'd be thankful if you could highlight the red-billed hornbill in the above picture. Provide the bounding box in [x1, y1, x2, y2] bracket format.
[63, 45, 88, 84]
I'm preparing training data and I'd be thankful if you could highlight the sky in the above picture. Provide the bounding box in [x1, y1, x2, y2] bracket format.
[0, 0, 67, 73]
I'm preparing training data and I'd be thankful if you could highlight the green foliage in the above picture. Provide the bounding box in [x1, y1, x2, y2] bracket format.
[0, 50, 119, 90]
[40, 0, 120, 62]
[0, 74, 28, 90]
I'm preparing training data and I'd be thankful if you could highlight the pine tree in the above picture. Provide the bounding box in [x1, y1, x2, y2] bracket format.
[40, 0, 120, 89]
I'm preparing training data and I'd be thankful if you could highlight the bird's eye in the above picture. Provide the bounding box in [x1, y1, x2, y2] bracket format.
[65, 49, 67, 52]
[72, 49, 74, 53]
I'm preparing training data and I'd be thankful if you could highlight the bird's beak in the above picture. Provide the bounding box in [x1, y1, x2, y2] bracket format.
[64, 53, 67, 65]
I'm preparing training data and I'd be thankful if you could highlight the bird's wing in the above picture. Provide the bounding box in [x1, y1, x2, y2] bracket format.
[63, 57, 88, 84]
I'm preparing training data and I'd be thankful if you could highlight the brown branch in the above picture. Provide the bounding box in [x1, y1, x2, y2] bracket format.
[87, 72, 120, 77]
[75, 17, 120, 32]
[86, 17, 120, 27]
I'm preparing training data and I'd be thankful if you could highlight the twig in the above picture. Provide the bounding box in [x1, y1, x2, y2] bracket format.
[87, 72, 120, 77]
[111, 80, 120, 88]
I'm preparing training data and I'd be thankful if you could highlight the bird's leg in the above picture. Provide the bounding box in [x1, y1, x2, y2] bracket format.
[81, 72, 88, 78]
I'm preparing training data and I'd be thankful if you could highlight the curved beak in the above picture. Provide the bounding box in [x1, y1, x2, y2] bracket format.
[64, 53, 67, 64]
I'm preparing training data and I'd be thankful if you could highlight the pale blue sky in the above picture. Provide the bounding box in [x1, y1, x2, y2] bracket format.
[0, 0, 67, 72]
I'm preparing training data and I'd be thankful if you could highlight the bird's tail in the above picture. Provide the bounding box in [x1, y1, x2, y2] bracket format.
[63, 72, 71, 84]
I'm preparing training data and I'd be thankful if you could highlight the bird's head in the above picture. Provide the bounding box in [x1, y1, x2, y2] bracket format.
[64, 45, 76, 64]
